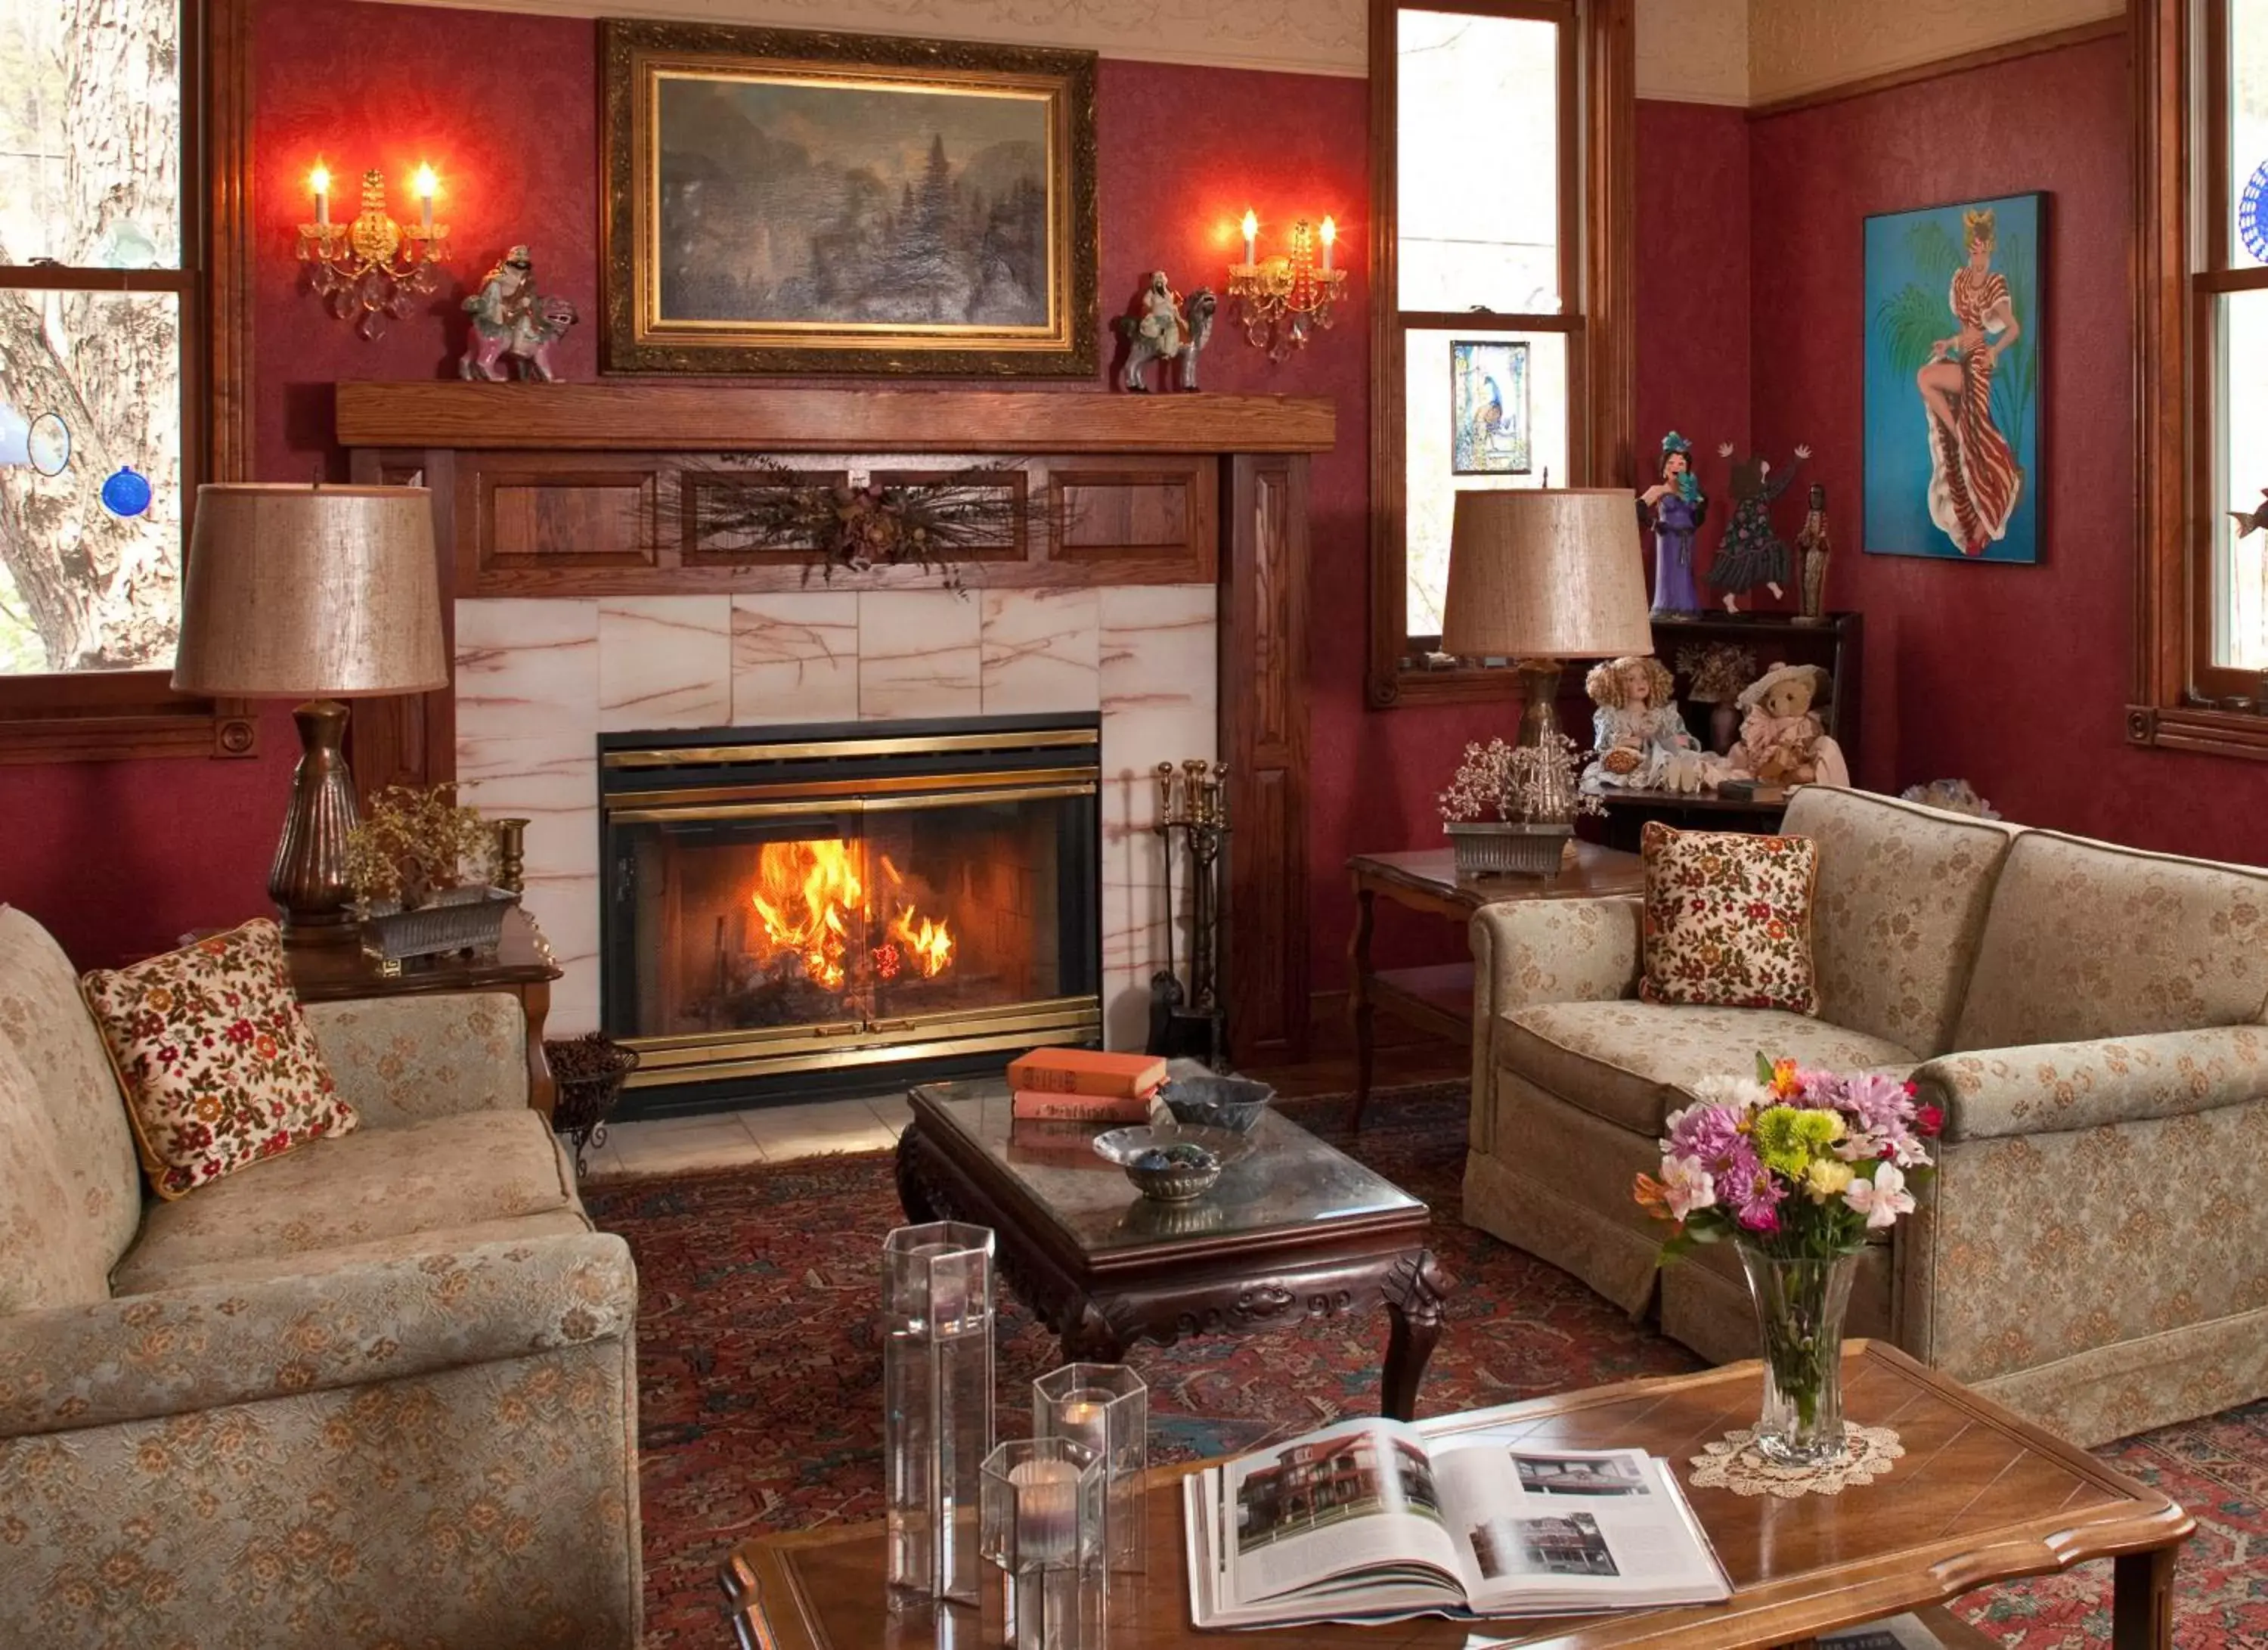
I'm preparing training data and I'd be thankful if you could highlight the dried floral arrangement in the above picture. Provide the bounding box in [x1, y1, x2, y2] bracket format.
[1677, 642, 1760, 704]
[1437, 734, 1603, 824]
[343, 785, 498, 910]
[694, 457, 1030, 591]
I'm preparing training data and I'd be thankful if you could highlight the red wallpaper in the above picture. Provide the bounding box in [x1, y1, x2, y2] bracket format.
[1749, 35, 2268, 861]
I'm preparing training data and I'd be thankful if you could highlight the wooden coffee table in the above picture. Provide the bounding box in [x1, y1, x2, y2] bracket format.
[898, 1079, 1452, 1422]
[722, 1341, 2192, 1649]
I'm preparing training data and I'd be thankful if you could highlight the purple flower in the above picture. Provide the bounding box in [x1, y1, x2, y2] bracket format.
[1665, 1102, 1745, 1169]
[1722, 1140, 1784, 1233]
[1842, 1072, 1917, 1134]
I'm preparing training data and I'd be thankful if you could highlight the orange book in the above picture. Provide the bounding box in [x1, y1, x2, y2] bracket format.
[1007, 1048, 1167, 1099]
[1009, 1089, 1155, 1124]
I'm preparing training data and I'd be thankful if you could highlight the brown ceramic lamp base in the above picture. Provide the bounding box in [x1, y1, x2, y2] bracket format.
[269, 700, 364, 948]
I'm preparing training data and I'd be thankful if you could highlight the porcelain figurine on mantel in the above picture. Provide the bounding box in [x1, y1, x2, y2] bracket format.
[1581, 655, 1708, 795]
[1112, 270, 1216, 392]
[1706, 440, 1811, 612]
[459, 245, 578, 382]
[1640, 431, 1709, 616]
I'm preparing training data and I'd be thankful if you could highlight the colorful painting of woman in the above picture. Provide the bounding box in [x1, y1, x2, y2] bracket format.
[1863, 192, 2042, 564]
[1640, 431, 1708, 615]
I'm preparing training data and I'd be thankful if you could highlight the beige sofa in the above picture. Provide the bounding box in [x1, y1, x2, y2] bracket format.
[0, 907, 641, 1649]
[1466, 784, 2268, 1447]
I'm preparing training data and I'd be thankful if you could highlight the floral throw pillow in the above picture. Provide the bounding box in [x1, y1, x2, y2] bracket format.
[80, 920, 357, 1199]
[1639, 820, 1820, 1015]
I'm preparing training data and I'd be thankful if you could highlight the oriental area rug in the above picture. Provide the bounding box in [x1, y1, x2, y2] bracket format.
[585, 1087, 2268, 1648]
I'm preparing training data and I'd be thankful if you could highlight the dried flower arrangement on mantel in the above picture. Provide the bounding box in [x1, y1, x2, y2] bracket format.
[692, 456, 1033, 592]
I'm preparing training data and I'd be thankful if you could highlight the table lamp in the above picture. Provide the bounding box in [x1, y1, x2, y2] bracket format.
[172, 483, 448, 945]
[1439, 488, 1653, 824]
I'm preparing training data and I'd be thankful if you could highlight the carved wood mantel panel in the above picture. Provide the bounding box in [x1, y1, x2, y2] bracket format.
[339, 381, 1330, 1059]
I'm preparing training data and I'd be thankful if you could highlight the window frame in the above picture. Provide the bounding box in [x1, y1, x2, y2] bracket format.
[0, 0, 256, 763]
[2132, 0, 2268, 757]
[1365, 0, 1636, 709]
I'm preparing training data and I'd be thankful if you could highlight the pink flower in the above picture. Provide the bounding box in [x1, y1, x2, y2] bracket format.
[1726, 1144, 1783, 1233]
[1844, 1162, 1916, 1230]
[1658, 1155, 1718, 1220]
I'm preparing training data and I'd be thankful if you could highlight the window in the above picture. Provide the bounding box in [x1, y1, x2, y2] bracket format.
[1367, 0, 1634, 708]
[2133, 0, 2268, 755]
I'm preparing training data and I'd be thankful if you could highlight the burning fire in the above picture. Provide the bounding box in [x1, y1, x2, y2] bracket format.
[747, 839, 953, 991]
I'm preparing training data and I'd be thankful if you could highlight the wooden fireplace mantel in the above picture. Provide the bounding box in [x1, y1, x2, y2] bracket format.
[335, 383, 1335, 455]
[339, 380, 1326, 1062]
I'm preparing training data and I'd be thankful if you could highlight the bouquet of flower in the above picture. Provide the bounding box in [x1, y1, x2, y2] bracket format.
[1675, 642, 1758, 705]
[1636, 1055, 1941, 1260]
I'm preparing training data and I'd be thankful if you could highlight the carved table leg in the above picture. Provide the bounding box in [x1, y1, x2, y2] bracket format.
[1348, 879, 1377, 1130]
[1379, 1249, 1452, 1422]
[2112, 1546, 2177, 1650]
[1059, 1298, 1126, 1366]
[894, 1126, 939, 1224]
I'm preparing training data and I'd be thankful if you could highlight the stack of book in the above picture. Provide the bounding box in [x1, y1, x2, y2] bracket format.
[1006, 1048, 1167, 1122]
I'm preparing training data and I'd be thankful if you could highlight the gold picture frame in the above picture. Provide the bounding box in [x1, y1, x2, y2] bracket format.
[602, 20, 1099, 377]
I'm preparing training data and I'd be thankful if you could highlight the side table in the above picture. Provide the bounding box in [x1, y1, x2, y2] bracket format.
[285, 906, 565, 1118]
[1346, 842, 1644, 1126]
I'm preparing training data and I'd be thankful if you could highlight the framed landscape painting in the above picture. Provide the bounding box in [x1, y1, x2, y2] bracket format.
[1862, 191, 2044, 563]
[1450, 340, 1531, 475]
[603, 20, 1098, 376]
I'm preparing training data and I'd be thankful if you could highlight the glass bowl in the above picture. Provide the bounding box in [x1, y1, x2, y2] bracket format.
[1152, 1060, 1277, 1135]
[1091, 1123, 1252, 1202]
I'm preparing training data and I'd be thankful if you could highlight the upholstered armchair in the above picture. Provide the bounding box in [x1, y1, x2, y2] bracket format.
[1464, 785, 2268, 1447]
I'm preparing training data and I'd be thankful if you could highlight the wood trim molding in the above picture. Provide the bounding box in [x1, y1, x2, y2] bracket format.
[1583, 0, 1637, 489]
[1747, 16, 2129, 120]
[336, 384, 1335, 454]
[0, 0, 258, 766]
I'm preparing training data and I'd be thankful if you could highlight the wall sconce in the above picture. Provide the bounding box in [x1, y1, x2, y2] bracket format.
[1226, 210, 1346, 360]
[297, 165, 449, 339]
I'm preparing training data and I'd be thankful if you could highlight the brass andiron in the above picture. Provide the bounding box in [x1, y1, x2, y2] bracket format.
[1148, 759, 1231, 1068]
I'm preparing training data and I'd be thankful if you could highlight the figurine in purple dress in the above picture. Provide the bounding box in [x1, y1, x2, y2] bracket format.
[1639, 432, 1708, 616]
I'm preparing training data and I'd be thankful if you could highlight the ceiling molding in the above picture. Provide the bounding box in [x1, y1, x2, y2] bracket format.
[1747, 0, 2125, 107]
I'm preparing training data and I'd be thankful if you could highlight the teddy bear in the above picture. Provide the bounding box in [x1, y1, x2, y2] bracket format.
[1726, 662, 1849, 788]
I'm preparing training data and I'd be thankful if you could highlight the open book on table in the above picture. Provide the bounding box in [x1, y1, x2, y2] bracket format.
[1183, 1413, 1731, 1630]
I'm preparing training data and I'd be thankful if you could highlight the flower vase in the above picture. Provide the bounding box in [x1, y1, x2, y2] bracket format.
[1736, 1246, 1857, 1467]
[1709, 701, 1740, 755]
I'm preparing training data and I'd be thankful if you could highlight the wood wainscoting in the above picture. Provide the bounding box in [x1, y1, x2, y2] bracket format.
[337, 382, 1332, 1063]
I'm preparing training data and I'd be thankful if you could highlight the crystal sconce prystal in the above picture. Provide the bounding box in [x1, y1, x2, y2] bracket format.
[298, 164, 449, 339]
[1226, 209, 1346, 360]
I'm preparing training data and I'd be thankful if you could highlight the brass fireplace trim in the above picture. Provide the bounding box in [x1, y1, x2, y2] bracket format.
[602, 727, 1100, 770]
[606, 765, 1101, 812]
[608, 782, 1096, 826]
[620, 995, 1102, 1087]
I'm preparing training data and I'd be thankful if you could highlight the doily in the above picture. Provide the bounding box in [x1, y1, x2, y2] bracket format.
[1686, 1422, 1904, 1500]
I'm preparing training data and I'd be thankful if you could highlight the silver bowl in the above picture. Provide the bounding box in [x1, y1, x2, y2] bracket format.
[1092, 1123, 1252, 1202]
[1153, 1060, 1277, 1135]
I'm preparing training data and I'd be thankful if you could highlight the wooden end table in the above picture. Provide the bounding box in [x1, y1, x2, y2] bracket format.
[1346, 842, 1644, 1125]
[285, 906, 564, 1118]
[721, 1340, 2192, 1650]
[898, 1078, 1453, 1422]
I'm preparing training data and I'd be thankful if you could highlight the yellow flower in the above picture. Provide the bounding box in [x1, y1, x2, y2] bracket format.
[1805, 1158, 1855, 1202]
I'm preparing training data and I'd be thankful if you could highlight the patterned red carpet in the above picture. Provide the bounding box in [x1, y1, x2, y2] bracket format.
[586, 1086, 2268, 1648]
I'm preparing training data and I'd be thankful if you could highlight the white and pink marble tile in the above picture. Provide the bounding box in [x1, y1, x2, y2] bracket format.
[454, 599, 598, 744]
[454, 733, 598, 886]
[858, 590, 981, 721]
[519, 870, 601, 1036]
[731, 592, 860, 725]
[980, 589, 1099, 715]
[598, 597, 733, 732]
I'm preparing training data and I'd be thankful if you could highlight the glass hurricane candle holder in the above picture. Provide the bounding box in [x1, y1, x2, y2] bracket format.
[979, 1438, 1104, 1650]
[1032, 1363, 1148, 1574]
[884, 1221, 996, 1610]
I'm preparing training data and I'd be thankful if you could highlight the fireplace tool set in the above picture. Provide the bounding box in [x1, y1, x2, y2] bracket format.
[1147, 759, 1230, 1068]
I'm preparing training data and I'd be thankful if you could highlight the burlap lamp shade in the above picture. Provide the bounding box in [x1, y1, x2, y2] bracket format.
[1439, 488, 1655, 828]
[173, 484, 448, 941]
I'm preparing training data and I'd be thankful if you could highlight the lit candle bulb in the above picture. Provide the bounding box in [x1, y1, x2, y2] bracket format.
[1319, 215, 1337, 273]
[310, 164, 330, 228]
[1240, 208, 1258, 268]
[414, 163, 437, 231]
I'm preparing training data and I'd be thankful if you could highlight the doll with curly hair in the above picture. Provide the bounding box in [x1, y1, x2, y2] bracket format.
[1581, 655, 1706, 793]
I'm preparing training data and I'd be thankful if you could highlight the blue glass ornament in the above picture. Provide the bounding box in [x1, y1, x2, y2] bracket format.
[101, 466, 152, 517]
[2242, 160, 2268, 267]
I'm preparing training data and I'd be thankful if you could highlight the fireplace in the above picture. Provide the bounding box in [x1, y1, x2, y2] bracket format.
[600, 714, 1102, 1117]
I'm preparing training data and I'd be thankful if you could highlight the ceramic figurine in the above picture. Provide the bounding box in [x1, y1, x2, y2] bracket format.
[459, 246, 578, 382]
[1581, 655, 1708, 795]
[1706, 441, 1811, 612]
[1795, 484, 1833, 624]
[1112, 271, 1216, 392]
[1639, 432, 1709, 616]
[1727, 662, 1848, 787]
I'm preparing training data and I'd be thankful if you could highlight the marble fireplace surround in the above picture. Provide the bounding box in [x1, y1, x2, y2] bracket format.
[336, 381, 1326, 1065]
[453, 585, 1214, 1050]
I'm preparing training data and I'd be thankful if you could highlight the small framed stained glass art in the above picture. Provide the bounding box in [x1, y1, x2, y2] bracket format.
[1449, 340, 1532, 476]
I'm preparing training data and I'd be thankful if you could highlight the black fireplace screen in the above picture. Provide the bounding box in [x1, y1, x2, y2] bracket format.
[600, 715, 1101, 1109]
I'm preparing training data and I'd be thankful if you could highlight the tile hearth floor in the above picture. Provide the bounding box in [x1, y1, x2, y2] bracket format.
[581, 1093, 912, 1179]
